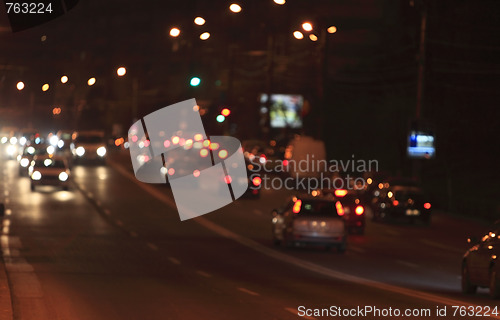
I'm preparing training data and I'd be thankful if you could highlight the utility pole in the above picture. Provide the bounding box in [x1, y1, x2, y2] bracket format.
[416, 2, 427, 119]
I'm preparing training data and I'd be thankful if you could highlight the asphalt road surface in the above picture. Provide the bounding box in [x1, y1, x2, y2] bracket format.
[0, 152, 498, 320]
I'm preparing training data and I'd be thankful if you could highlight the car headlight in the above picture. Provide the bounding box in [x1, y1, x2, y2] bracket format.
[20, 158, 30, 167]
[19, 137, 27, 146]
[76, 146, 85, 156]
[32, 171, 42, 180]
[58, 172, 69, 182]
[97, 146, 107, 157]
[1, 137, 7, 144]
[9, 137, 17, 145]
[49, 136, 59, 146]
[6, 145, 16, 155]
[47, 146, 55, 155]
[57, 140, 64, 149]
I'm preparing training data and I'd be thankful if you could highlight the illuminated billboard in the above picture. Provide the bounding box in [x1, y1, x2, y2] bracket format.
[260, 94, 303, 128]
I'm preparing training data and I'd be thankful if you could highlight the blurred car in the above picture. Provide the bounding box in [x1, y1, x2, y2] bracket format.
[320, 189, 366, 234]
[17, 143, 50, 176]
[271, 195, 347, 252]
[371, 178, 432, 225]
[242, 159, 261, 198]
[29, 155, 70, 191]
[462, 220, 500, 299]
[71, 130, 107, 164]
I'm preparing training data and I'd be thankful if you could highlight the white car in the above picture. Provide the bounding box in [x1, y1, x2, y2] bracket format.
[29, 155, 70, 191]
[71, 131, 107, 164]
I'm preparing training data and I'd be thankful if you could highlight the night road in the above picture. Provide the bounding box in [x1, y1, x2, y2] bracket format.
[0, 152, 498, 320]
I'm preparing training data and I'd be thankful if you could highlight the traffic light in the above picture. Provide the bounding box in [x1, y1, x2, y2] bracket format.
[190, 77, 201, 87]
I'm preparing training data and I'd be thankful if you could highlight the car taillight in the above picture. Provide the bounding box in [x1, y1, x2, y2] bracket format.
[252, 176, 262, 186]
[393, 200, 399, 206]
[355, 205, 364, 215]
[424, 202, 431, 209]
[334, 189, 348, 197]
[293, 199, 302, 214]
[336, 201, 344, 216]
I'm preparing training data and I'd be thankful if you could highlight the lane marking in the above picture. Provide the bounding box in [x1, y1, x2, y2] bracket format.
[3, 191, 8, 196]
[86, 192, 93, 199]
[237, 287, 260, 296]
[129, 231, 138, 238]
[253, 209, 262, 215]
[285, 307, 316, 320]
[167, 256, 181, 265]
[395, 260, 420, 269]
[419, 239, 463, 254]
[5, 209, 11, 216]
[383, 229, 401, 236]
[103, 209, 111, 216]
[196, 270, 212, 278]
[110, 159, 497, 315]
[95, 200, 102, 207]
[115, 219, 124, 227]
[146, 243, 158, 251]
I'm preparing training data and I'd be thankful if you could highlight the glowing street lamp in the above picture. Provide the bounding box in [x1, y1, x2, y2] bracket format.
[200, 32, 210, 40]
[327, 26, 337, 34]
[117, 67, 127, 76]
[61, 75, 68, 83]
[293, 31, 304, 39]
[273, 0, 286, 4]
[302, 22, 313, 32]
[16, 81, 24, 90]
[42, 83, 49, 91]
[87, 77, 96, 86]
[194, 17, 205, 26]
[309, 34, 318, 41]
[169, 27, 181, 37]
[229, 3, 242, 13]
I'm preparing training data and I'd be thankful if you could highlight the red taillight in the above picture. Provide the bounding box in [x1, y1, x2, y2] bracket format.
[393, 200, 399, 206]
[336, 201, 344, 216]
[252, 176, 262, 186]
[355, 205, 364, 215]
[260, 154, 266, 160]
[424, 202, 431, 209]
[293, 199, 302, 214]
[224, 175, 232, 184]
[283, 160, 289, 167]
[334, 189, 348, 197]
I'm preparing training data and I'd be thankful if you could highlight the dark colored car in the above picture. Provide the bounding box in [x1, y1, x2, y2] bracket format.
[320, 189, 366, 234]
[462, 220, 500, 299]
[271, 195, 347, 252]
[372, 179, 431, 225]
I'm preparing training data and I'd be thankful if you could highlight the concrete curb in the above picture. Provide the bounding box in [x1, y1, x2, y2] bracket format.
[0, 255, 13, 320]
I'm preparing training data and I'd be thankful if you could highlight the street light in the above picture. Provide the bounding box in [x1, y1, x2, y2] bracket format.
[229, 3, 242, 13]
[194, 17, 205, 26]
[327, 26, 337, 34]
[61, 75, 68, 83]
[169, 27, 181, 37]
[302, 22, 313, 32]
[117, 67, 127, 76]
[309, 34, 318, 42]
[87, 77, 96, 86]
[200, 32, 210, 40]
[273, 0, 286, 4]
[293, 31, 304, 39]
[16, 81, 24, 90]
[42, 83, 49, 91]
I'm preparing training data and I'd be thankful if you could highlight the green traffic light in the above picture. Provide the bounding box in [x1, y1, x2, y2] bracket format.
[190, 77, 201, 86]
[216, 115, 225, 123]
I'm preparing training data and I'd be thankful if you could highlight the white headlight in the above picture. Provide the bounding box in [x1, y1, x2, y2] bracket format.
[47, 146, 55, 155]
[6, 145, 16, 155]
[76, 146, 85, 156]
[19, 137, 27, 145]
[9, 137, 17, 145]
[32, 171, 42, 180]
[49, 136, 59, 146]
[97, 146, 107, 157]
[57, 140, 64, 148]
[20, 158, 30, 167]
[58, 172, 69, 182]
[1, 137, 7, 144]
